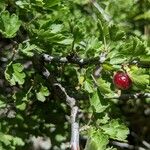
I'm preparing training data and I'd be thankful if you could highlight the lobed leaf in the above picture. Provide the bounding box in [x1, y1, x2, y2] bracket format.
[5, 63, 26, 85]
[0, 11, 21, 38]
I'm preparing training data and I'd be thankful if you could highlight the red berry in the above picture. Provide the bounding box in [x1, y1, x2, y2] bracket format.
[113, 71, 132, 90]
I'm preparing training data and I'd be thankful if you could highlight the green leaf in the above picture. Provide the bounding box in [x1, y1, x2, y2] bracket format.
[97, 19, 110, 43]
[0, 133, 11, 146]
[14, 86, 33, 111]
[74, 0, 89, 5]
[44, 0, 61, 8]
[85, 129, 109, 150]
[5, 63, 26, 85]
[15, 1, 29, 9]
[120, 37, 147, 56]
[50, 24, 63, 33]
[86, 37, 103, 56]
[110, 55, 127, 64]
[90, 91, 109, 113]
[102, 64, 115, 71]
[0, 133, 24, 146]
[83, 80, 94, 93]
[36, 85, 50, 102]
[0, 0, 5, 11]
[16, 102, 26, 111]
[0, 11, 21, 38]
[57, 38, 73, 45]
[13, 137, 24, 146]
[0, 144, 5, 150]
[140, 55, 150, 62]
[129, 66, 149, 89]
[96, 113, 110, 125]
[131, 74, 149, 89]
[97, 78, 112, 94]
[108, 47, 127, 65]
[0, 101, 6, 108]
[101, 119, 129, 141]
[35, 0, 45, 5]
[135, 10, 150, 20]
[32, 28, 72, 45]
[19, 41, 43, 56]
[109, 25, 125, 41]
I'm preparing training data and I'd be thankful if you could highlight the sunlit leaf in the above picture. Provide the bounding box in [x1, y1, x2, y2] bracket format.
[0, 11, 21, 38]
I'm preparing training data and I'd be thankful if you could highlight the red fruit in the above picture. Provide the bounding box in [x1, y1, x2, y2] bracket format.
[113, 71, 132, 90]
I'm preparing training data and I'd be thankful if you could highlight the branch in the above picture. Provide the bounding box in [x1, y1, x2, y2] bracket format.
[129, 60, 150, 68]
[33, 56, 80, 150]
[42, 53, 150, 68]
[105, 93, 150, 100]
[43, 53, 106, 67]
[71, 107, 80, 150]
[54, 83, 80, 150]
[54, 83, 76, 108]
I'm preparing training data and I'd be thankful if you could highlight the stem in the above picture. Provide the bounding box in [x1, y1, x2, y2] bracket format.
[91, 0, 111, 22]
[54, 83, 80, 150]
[105, 93, 150, 100]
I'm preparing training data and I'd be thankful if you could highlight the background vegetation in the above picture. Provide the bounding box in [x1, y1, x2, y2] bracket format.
[0, 0, 150, 149]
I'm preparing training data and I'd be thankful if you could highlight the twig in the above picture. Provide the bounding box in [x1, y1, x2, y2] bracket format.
[54, 83, 80, 150]
[54, 83, 76, 107]
[111, 141, 146, 150]
[131, 132, 150, 149]
[93, 52, 107, 78]
[105, 93, 150, 100]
